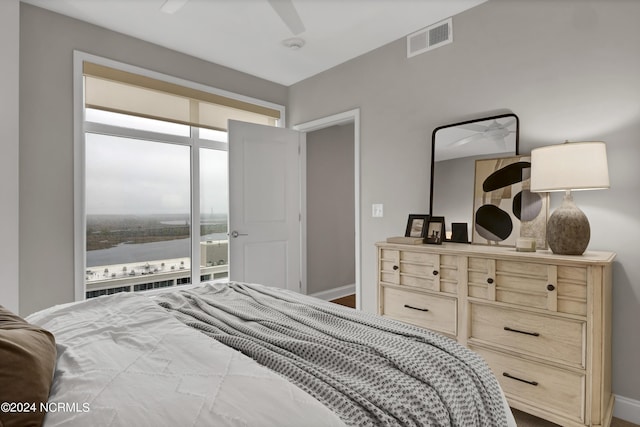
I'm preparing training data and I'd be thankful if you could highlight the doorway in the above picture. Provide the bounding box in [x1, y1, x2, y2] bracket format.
[294, 109, 361, 309]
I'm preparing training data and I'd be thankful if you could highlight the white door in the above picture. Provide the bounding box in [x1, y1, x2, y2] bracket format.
[228, 120, 303, 292]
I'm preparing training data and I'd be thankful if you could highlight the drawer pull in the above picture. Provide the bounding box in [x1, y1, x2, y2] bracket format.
[547, 283, 555, 291]
[393, 265, 399, 270]
[432, 270, 439, 276]
[404, 304, 429, 312]
[504, 326, 540, 337]
[503, 372, 538, 386]
[487, 278, 494, 284]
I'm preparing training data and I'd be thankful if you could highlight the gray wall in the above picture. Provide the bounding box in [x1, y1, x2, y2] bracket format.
[289, 0, 640, 403]
[19, 4, 287, 315]
[0, 0, 20, 313]
[306, 124, 355, 295]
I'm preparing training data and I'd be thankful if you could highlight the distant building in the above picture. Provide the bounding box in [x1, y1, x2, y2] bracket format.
[85, 240, 228, 299]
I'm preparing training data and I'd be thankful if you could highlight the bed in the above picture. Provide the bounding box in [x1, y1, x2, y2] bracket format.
[3, 282, 517, 426]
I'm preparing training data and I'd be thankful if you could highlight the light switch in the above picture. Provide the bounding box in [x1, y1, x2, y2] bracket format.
[372, 203, 384, 218]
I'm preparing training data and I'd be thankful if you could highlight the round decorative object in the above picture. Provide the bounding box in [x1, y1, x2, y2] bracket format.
[513, 190, 543, 221]
[475, 204, 513, 242]
[547, 194, 590, 255]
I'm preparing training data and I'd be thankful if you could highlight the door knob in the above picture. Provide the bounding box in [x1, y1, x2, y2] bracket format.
[230, 230, 248, 238]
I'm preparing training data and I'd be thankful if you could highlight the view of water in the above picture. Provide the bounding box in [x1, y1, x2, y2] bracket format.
[86, 232, 228, 267]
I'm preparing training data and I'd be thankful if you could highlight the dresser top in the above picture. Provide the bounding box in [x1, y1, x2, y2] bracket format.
[376, 241, 616, 265]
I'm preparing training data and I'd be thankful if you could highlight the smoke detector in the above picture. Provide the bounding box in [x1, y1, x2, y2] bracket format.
[282, 37, 305, 50]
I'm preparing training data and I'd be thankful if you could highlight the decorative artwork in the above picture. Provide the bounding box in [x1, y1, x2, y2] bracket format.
[472, 156, 548, 248]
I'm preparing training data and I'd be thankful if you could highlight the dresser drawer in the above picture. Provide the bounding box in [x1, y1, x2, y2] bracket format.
[471, 345, 585, 424]
[379, 248, 400, 284]
[468, 257, 588, 316]
[399, 251, 440, 291]
[379, 249, 447, 292]
[469, 303, 585, 367]
[381, 286, 456, 336]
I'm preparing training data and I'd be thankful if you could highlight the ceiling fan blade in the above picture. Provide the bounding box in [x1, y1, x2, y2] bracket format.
[501, 118, 516, 128]
[160, 0, 189, 14]
[267, 0, 306, 35]
[458, 123, 488, 132]
[448, 133, 484, 148]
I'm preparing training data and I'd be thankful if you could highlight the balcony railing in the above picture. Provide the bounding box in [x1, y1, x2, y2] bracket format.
[85, 252, 228, 298]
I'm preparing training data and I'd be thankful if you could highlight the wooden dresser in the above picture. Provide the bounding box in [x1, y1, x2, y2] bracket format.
[376, 242, 615, 427]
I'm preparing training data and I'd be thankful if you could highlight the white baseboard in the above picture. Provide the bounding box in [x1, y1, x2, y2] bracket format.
[614, 394, 640, 424]
[308, 284, 355, 302]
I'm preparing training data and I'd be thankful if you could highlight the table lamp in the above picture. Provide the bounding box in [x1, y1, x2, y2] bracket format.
[530, 141, 609, 255]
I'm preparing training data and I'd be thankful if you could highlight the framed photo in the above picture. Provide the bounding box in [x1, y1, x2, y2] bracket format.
[425, 217, 445, 245]
[405, 214, 430, 238]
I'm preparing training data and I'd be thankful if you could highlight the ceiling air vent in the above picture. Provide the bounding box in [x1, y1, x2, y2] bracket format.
[407, 17, 453, 58]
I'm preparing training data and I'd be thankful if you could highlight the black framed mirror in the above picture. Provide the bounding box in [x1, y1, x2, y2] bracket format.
[429, 113, 519, 242]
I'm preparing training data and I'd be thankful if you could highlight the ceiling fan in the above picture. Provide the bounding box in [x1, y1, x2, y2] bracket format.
[447, 118, 517, 149]
[160, 0, 306, 35]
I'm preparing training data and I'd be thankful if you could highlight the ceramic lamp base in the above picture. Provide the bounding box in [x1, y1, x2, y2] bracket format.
[547, 193, 590, 255]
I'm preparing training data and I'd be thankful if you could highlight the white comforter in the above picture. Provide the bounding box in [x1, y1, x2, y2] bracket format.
[28, 292, 346, 427]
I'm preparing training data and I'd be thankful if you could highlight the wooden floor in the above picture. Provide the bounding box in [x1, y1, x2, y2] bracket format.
[330, 294, 356, 308]
[329, 295, 638, 427]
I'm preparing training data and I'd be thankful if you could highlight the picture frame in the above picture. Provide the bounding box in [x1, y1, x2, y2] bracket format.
[428, 215, 445, 238]
[472, 155, 549, 248]
[450, 222, 469, 243]
[405, 214, 430, 238]
[425, 217, 445, 245]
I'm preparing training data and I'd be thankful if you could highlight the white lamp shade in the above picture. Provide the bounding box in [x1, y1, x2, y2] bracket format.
[530, 141, 610, 192]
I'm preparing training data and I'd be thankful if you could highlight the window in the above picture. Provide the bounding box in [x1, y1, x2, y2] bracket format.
[77, 55, 283, 300]
[84, 132, 193, 297]
[199, 147, 229, 281]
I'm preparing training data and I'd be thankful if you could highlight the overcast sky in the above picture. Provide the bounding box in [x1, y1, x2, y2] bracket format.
[85, 133, 228, 216]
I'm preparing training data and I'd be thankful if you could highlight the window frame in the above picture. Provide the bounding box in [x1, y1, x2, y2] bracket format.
[73, 51, 285, 301]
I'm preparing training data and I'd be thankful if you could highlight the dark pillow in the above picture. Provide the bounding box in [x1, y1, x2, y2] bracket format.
[0, 305, 56, 427]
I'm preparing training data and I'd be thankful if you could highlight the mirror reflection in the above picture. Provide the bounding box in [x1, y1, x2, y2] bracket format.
[430, 113, 519, 241]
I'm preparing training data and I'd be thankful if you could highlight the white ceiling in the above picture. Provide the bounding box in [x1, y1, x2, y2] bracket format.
[21, 0, 487, 86]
